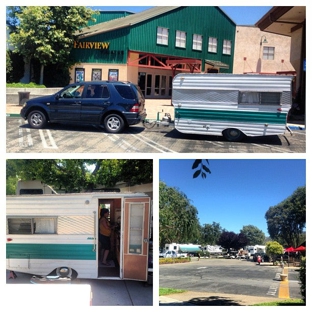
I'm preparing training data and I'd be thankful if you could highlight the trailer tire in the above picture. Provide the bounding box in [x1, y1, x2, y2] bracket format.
[223, 128, 245, 142]
[56, 267, 72, 278]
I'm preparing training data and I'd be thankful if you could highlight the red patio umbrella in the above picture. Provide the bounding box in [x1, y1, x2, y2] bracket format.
[294, 246, 306, 252]
[284, 246, 295, 252]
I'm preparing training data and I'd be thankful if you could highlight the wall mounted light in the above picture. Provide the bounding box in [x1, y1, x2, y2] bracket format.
[260, 35, 268, 46]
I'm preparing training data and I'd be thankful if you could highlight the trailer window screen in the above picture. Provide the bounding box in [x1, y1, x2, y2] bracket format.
[239, 92, 281, 105]
[7, 218, 56, 234]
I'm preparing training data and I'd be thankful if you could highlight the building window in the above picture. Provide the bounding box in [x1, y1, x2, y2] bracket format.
[157, 27, 169, 45]
[208, 37, 217, 53]
[192, 34, 202, 51]
[263, 47, 275, 60]
[222, 39, 231, 55]
[175, 30, 186, 48]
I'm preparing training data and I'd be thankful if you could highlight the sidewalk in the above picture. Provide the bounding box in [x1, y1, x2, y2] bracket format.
[159, 291, 286, 306]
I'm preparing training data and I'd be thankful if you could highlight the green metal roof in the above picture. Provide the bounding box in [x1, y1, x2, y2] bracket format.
[77, 6, 179, 39]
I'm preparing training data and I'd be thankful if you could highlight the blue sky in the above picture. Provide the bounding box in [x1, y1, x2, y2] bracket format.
[89, 6, 272, 25]
[159, 159, 306, 237]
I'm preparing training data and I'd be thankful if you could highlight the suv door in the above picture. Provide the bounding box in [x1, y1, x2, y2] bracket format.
[80, 84, 111, 124]
[49, 84, 84, 122]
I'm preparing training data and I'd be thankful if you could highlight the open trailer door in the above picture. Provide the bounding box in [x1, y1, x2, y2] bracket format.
[123, 197, 150, 281]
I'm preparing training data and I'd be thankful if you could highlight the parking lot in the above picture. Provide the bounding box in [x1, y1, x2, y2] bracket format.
[159, 258, 301, 304]
[6, 116, 305, 153]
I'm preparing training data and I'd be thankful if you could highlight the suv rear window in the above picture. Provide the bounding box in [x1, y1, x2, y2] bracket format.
[114, 85, 136, 99]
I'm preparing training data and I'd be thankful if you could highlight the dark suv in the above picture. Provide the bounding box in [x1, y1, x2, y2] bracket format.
[20, 81, 146, 133]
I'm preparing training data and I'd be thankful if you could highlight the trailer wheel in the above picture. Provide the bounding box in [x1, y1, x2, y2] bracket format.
[223, 128, 245, 142]
[56, 267, 72, 278]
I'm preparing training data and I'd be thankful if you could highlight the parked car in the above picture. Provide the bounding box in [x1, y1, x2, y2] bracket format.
[252, 253, 270, 262]
[159, 250, 178, 258]
[20, 81, 146, 133]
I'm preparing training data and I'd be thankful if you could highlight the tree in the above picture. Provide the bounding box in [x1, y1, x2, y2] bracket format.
[6, 159, 152, 194]
[240, 225, 265, 245]
[159, 181, 200, 247]
[200, 222, 223, 245]
[7, 6, 96, 84]
[265, 241, 284, 263]
[192, 159, 211, 179]
[217, 231, 248, 252]
[265, 186, 306, 247]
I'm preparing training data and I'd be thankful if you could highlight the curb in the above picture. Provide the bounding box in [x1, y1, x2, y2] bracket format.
[6, 113, 21, 118]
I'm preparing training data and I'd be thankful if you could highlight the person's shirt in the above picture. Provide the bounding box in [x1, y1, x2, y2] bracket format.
[100, 217, 112, 236]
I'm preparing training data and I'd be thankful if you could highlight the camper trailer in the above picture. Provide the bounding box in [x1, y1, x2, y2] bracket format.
[16, 180, 58, 195]
[165, 243, 201, 256]
[172, 73, 294, 141]
[246, 245, 266, 257]
[6, 192, 152, 282]
[202, 245, 223, 254]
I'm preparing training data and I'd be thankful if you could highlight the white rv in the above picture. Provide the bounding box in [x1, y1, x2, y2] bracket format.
[16, 180, 58, 195]
[6, 192, 152, 282]
[165, 243, 201, 256]
[246, 245, 266, 256]
[172, 73, 294, 141]
[202, 245, 223, 254]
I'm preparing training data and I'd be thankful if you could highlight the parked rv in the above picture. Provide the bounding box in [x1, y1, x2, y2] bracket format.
[16, 179, 58, 195]
[246, 245, 266, 258]
[202, 245, 223, 254]
[172, 73, 294, 141]
[6, 192, 152, 283]
[165, 243, 201, 256]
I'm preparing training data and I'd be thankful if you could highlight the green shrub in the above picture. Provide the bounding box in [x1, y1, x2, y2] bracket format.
[159, 257, 191, 264]
[6, 82, 46, 88]
[299, 258, 306, 304]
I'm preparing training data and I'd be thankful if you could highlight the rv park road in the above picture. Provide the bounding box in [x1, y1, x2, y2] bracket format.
[6, 116, 305, 153]
[159, 258, 302, 305]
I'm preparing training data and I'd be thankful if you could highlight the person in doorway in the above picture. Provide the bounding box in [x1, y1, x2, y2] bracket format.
[99, 208, 114, 265]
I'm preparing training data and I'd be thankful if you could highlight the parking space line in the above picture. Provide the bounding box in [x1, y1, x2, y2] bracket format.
[39, 130, 58, 149]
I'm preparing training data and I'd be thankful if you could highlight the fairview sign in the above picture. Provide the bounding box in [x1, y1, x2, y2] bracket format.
[73, 41, 110, 49]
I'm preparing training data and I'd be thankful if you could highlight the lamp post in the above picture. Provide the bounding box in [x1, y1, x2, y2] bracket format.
[259, 35, 268, 72]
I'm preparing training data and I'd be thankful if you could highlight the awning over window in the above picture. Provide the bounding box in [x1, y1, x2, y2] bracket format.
[205, 59, 229, 69]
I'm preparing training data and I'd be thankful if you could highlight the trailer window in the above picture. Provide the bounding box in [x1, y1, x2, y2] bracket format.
[8, 218, 32, 234]
[7, 218, 56, 234]
[239, 92, 281, 105]
[129, 203, 144, 254]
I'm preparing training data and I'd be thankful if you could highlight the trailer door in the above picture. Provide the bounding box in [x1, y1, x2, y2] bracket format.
[123, 197, 150, 281]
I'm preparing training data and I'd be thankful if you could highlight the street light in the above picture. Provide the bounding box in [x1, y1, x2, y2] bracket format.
[260, 35, 268, 46]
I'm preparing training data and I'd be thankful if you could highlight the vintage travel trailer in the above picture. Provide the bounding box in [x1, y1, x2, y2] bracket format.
[6, 192, 152, 282]
[172, 73, 294, 141]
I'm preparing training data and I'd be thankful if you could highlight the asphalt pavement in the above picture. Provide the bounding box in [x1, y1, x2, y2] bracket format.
[6, 270, 153, 306]
[159, 259, 302, 306]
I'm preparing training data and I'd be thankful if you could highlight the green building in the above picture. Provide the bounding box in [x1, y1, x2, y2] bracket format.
[71, 6, 236, 99]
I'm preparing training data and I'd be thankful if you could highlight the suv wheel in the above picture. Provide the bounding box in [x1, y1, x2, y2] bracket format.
[28, 110, 47, 129]
[104, 114, 125, 133]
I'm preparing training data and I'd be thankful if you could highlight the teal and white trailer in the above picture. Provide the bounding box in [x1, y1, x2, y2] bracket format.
[6, 192, 152, 282]
[172, 73, 294, 141]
